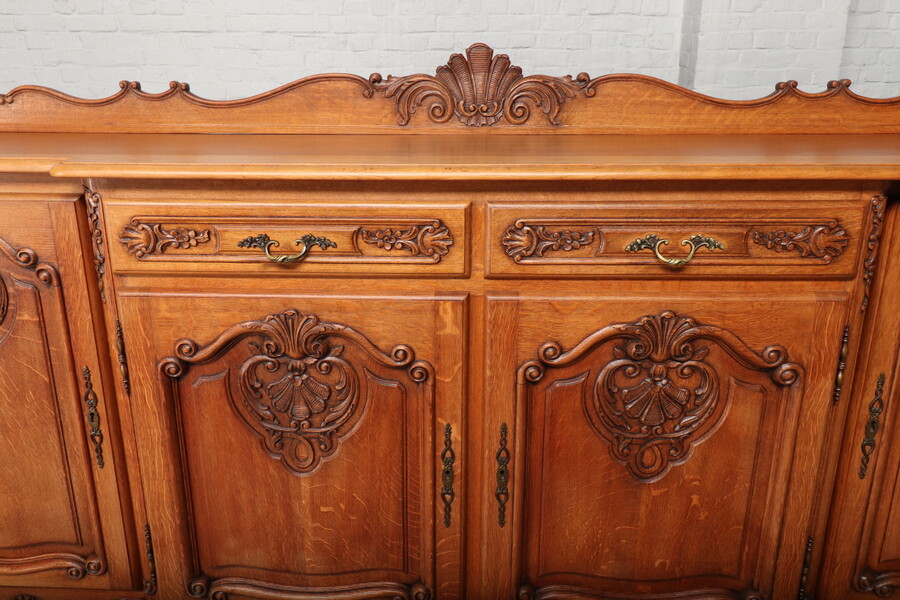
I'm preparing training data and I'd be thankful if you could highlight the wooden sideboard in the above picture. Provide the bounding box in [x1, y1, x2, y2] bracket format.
[0, 44, 899, 600]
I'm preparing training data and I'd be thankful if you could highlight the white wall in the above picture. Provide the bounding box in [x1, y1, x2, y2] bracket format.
[0, 0, 897, 101]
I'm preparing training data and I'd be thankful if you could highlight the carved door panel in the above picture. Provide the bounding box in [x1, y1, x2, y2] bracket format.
[849, 371, 900, 598]
[818, 202, 900, 600]
[0, 199, 134, 592]
[484, 292, 847, 600]
[120, 293, 465, 600]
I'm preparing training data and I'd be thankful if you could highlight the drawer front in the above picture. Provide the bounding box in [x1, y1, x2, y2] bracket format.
[487, 200, 865, 278]
[105, 201, 469, 276]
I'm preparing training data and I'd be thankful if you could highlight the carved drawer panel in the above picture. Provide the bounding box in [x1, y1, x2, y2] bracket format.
[487, 200, 867, 279]
[104, 201, 468, 276]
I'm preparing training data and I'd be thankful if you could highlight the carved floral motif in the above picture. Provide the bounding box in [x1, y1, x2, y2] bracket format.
[750, 221, 849, 263]
[160, 309, 431, 476]
[520, 311, 801, 481]
[119, 220, 212, 258]
[358, 220, 453, 261]
[371, 43, 589, 126]
[501, 222, 595, 262]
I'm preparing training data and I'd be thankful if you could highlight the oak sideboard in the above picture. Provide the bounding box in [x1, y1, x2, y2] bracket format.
[0, 44, 898, 600]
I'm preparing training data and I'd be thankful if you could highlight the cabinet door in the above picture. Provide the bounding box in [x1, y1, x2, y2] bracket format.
[120, 292, 465, 600]
[819, 202, 900, 599]
[484, 291, 846, 600]
[0, 197, 134, 592]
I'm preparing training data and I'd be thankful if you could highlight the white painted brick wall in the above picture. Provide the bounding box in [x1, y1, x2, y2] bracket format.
[0, 0, 897, 100]
[689, 0, 854, 99]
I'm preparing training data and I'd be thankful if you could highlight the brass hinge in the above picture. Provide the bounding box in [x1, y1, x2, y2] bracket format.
[798, 535, 814, 600]
[143, 522, 157, 595]
[832, 325, 850, 405]
[115, 320, 131, 396]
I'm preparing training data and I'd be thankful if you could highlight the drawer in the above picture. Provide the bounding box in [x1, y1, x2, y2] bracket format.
[487, 200, 866, 278]
[104, 201, 469, 276]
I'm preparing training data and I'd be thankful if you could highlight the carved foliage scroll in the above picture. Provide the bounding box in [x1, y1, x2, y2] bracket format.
[861, 195, 887, 312]
[520, 311, 801, 481]
[372, 42, 588, 126]
[160, 309, 431, 476]
[0, 272, 7, 326]
[501, 222, 596, 262]
[357, 220, 454, 261]
[84, 188, 106, 302]
[120, 219, 212, 258]
[187, 575, 431, 600]
[750, 221, 849, 263]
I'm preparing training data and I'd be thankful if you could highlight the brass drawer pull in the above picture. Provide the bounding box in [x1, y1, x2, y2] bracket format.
[625, 233, 724, 267]
[238, 233, 336, 264]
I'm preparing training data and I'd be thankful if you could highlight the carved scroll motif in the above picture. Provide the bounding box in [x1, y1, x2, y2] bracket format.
[120, 220, 212, 258]
[520, 311, 801, 482]
[0, 272, 7, 326]
[84, 189, 106, 302]
[501, 222, 596, 262]
[0, 236, 60, 288]
[358, 220, 453, 261]
[160, 309, 431, 476]
[857, 570, 898, 597]
[517, 585, 764, 600]
[861, 195, 887, 312]
[750, 221, 849, 262]
[372, 42, 589, 126]
[187, 574, 431, 600]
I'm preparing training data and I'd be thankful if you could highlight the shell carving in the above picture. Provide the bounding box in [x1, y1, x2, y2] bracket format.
[519, 311, 802, 482]
[373, 43, 588, 127]
[437, 44, 523, 126]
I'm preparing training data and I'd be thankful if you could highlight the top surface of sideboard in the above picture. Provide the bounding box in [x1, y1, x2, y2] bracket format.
[2, 132, 900, 180]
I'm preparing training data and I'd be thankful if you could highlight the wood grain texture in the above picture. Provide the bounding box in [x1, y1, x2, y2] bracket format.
[3, 133, 900, 180]
[0, 46, 898, 600]
[0, 200, 131, 591]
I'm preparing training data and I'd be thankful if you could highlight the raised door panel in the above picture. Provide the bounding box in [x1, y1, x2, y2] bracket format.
[484, 292, 846, 600]
[120, 293, 465, 600]
[819, 200, 900, 600]
[0, 200, 130, 592]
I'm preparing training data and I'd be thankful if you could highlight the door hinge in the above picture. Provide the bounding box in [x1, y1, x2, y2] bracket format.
[143, 522, 157, 595]
[832, 325, 850, 405]
[115, 320, 131, 396]
[798, 535, 814, 600]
